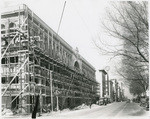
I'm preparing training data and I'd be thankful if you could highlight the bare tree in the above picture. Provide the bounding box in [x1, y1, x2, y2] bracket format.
[96, 1, 149, 95]
[129, 80, 146, 96]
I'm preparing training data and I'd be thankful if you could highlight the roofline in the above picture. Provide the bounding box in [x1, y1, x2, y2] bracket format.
[99, 69, 107, 74]
[2, 4, 96, 71]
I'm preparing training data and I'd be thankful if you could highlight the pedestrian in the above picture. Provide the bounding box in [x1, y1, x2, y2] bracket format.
[103, 98, 105, 105]
[89, 102, 92, 109]
[104, 98, 107, 105]
[31, 95, 39, 119]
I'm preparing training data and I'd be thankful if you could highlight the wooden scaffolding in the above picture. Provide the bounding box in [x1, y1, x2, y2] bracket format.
[1, 4, 99, 114]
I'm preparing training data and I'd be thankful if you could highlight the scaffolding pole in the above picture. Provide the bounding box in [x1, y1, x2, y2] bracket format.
[50, 71, 53, 112]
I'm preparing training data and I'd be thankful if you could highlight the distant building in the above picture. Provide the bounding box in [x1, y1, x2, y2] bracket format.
[111, 79, 118, 102]
[111, 80, 125, 102]
[118, 82, 125, 101]
[109, 80, 114, 102]
[98, 70, 109, 98]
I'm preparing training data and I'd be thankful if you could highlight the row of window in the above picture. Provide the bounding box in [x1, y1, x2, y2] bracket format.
[82, 64, 95, 79]
[28, 19, 72, 66]
[1, 56, 18, 64]
[28, 13, 51, 36]
[1, 76, 19, 84]
[1, 22, 16, 29]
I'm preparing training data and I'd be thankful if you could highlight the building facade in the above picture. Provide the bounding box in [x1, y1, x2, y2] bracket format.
[109, 80, 114, 102]
[1, 4, 99, 114]
[111, 79, 118, 102]
[111, 79, 125, 102]
[98, 70, 109, 98]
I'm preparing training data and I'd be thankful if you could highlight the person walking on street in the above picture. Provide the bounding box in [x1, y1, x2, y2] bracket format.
[32, 94, 40, 119]
[89, 101, 92, 109]
[104, 98, 107, 105]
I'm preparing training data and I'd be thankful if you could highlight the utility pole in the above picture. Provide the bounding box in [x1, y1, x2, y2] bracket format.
[56, 90, 59, 111]
[54, 1, 66, 112]
[50, 71, 53, 112]
[56, 1, 66, 35]
[56, 96, 59, 111]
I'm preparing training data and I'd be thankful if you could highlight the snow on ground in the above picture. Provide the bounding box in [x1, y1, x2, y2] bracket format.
[2, 102, 149, 119]
[2, 103, 101, 119]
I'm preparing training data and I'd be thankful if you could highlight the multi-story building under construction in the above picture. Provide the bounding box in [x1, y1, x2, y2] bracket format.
[1, 4, 99, 114]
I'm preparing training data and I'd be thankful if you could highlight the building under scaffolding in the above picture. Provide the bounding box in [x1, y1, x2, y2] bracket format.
[1, 4, 99, 114]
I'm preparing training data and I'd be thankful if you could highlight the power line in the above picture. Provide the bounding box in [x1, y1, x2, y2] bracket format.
[56, 1, 67, 36]
[70, 1, 94, 38]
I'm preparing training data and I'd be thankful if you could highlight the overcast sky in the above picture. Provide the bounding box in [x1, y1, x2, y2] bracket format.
[1, 0, 133, 98]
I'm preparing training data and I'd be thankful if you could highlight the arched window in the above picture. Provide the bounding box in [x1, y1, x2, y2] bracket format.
[1, 24, 5, 29]
[9, 22, 16, 28]
[74, 61, 80, 70]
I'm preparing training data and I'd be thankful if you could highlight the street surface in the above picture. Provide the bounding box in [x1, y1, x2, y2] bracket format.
[2, 102, 149, 119]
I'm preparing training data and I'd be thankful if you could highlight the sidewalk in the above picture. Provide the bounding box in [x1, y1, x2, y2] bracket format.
[2, 111, 63, 119]
[1, 102, 119, 119]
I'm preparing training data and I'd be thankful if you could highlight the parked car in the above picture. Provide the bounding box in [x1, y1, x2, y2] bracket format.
[140, 97, 147, 107]
[140, 96, 149, 111]
[99, 98, 104, 105]
[103, 98, 108, 105]
[107, 98, 111, 103]
[98, 98, 109, 105]
[146, 101, 149, 111]
[126, 99, 130, 103]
